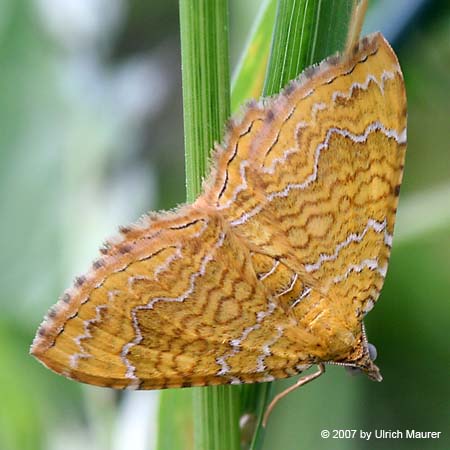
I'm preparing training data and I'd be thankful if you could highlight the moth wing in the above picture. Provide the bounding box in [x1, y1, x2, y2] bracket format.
[31, 208, 310, 388]
[207, 33, 406, 323]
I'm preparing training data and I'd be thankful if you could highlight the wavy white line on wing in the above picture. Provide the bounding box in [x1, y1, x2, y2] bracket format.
[230, 122, 406, 227]
[275, 273, 298, 297]
[121, 231, 227, 381]
[70, 305, 107, 368]
[217, 160, 249, 210]
[258, 259, 280, 281]
[291, 286, 312, 309]
[154, 246, 183, 280]
[267, 121, 406, 201]
[332, 69, 398, 103]
[305, 218, 393, 273]
[216, 297, 277, 376]
[255, 325, 284, 373]
[333, 257, 388, 284]
[262, 121, 309, 175]
[260, 70, 398, 177]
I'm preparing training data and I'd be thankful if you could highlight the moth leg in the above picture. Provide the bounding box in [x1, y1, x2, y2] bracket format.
[262, 363, 325, 427]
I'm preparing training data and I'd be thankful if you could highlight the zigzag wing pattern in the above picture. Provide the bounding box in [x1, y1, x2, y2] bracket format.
[32, 33, 406, 387]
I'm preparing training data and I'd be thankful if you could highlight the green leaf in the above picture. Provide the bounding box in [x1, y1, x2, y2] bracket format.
[179, 0, 231, 204]
[158, 389, 194, 450]
[231, 0, 277, 112]
[264, 0, 353, 96]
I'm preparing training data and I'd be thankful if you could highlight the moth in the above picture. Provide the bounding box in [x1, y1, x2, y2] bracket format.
[31, 30, 406, 423]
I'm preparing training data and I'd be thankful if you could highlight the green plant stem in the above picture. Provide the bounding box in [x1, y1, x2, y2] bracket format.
[179, 1, 240, 450]
[180, 0, 231, 204]
[264, 0, 353, 96]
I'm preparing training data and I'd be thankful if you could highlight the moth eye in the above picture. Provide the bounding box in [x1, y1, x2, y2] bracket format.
[344, 342, 378, 377]
[368, 342, 378, 361]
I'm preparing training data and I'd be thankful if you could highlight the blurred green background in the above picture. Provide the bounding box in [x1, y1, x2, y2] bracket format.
[0, 0, 448, 449]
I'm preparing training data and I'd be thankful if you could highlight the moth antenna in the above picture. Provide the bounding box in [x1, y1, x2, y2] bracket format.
[345, 0, 369, 58]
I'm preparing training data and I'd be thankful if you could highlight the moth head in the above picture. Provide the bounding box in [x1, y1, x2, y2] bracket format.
[344, 323, 382, 381]
[348, 344, 382, 382]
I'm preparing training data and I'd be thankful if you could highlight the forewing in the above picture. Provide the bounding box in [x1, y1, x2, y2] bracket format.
[207, 33, 406, 319]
